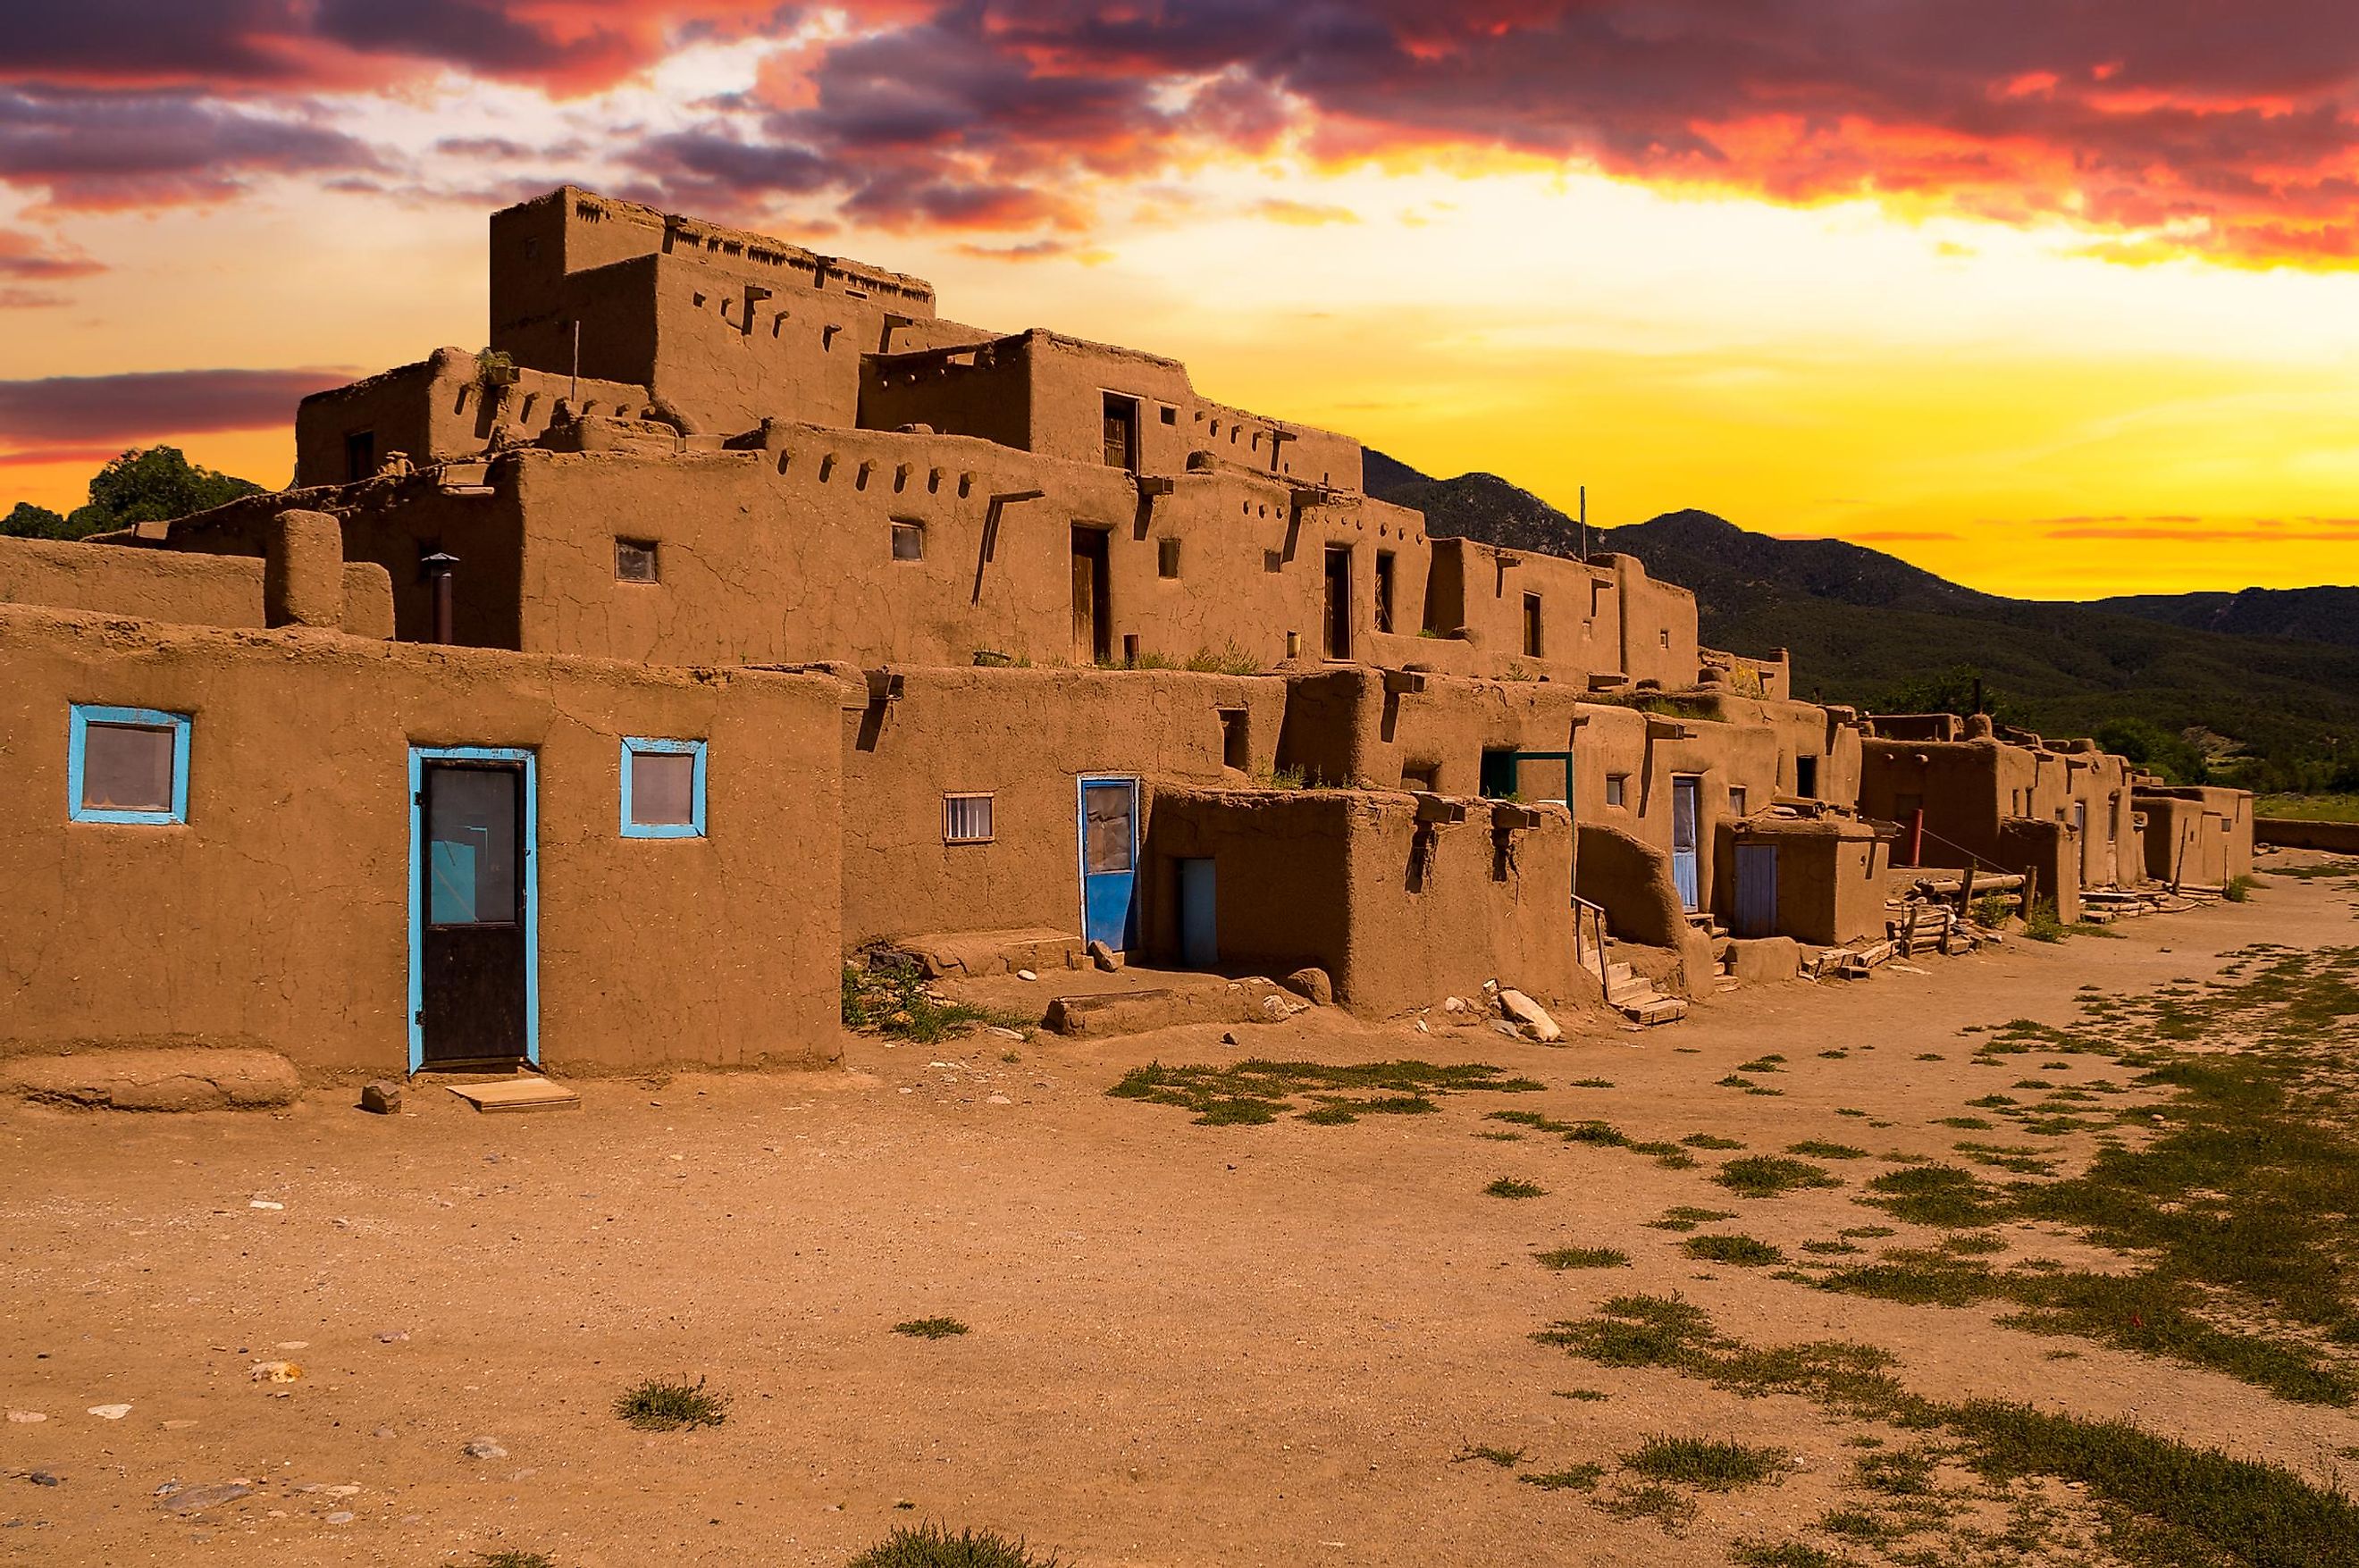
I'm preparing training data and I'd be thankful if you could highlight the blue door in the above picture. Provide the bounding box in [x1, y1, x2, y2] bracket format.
[1734, 843, 1777, 937]
[1079, 776, 1138, 951]
[1671, 776, 1701, 911]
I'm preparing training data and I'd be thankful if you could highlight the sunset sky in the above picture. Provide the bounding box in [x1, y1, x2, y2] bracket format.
[4, 3, 2357, 599]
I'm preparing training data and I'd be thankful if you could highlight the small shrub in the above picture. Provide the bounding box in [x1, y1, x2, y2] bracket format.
[1714, 1156, 1841, 1199]
[1521, 1463, 1606, 1490]
[474, 1554, 558, 1568]
[1488, 1177, 1547, 1199]
[1536, 1245, 1630, 1270]
[1682, 1133, 1745, 1150]
[2023, 899, 2067, 942]
[1622, 1434, 1785, 1489]
[615, 1375, 727, 1432]
[849, 1522, 1063, 1568]
[1787, 1140, 1868, 1160]
[2223, 874, 2258, 902]
[1683, 1234, 1786, 1267]
[894, 1317, 970, 1339]
[1453, 1442, 1526, 1467]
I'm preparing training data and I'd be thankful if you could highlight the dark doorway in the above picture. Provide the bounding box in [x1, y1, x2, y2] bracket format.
[1102, 394, 1139, 471]
[1071, 525, 1112, 664]
[1522, 592, 1544, 658]
[1322, 545, 1352, 658]
[344, 429, 376, 482]
[1795, 754, 1819, 799]
[416, 756, 531, 1069]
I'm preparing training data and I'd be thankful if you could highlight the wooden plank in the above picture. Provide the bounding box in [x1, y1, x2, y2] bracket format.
[446, 1077, 581, 1113]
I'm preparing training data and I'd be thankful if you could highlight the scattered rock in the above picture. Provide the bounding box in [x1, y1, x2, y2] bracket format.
[324, 1511, 354, 1524]
[27, 1472, 59, 1488]
[1015, 969, 1038, 982]
[1442, 996, 1468, 1015]
[372, 1427, 395, 1440]
[5, 1412, 45, 1424]
[248, 1362, 302, 1384]
[86, 1404, 130, 1421]
[376, 1331, 409, 1344]
[986, 1093, 1012, 1105]
[1087, 940, 1122, 972]
[161, 1420, 198, 1430]
[1497, 989, 1563, 1043]
[1491, 1021, 1521, 1039]
[158, 1481, 250, 1515]
[1220, 1032, 1240, 1046]
[358, 1080, 403, 1115]
[986, 1027, 1024, 1041]
[248, 1198, 283, 1211]
[461, 1437, 507, 1461]
[1281, 967, 1334, 1007]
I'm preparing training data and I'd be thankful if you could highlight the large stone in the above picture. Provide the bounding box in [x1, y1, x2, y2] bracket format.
[1496, 989, 1563, 1044]
[358, 1080, 403, 1115]
[0, 1048, 299, 1111]
[1726, 936, 1802, 985]
[1087, 940, 1122, 973]
[157, 1481, 250, 1515]
[1281, 967, 1333, 1007]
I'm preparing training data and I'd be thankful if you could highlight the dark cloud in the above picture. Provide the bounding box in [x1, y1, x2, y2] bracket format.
[0, 367, 357, 445]
[0, 226, 102, 280]
[0, 88, 384, 208]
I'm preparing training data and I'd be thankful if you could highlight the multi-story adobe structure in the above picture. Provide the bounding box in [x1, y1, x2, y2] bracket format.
[0, 189, 2253, 1080]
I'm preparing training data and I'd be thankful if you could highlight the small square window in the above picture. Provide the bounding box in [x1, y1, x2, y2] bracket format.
[1157, 537, 1181, 579]
[891, 520, 925, 561]
[1730, 786, 1749, 816]
[621, 737, 705, 838]
[1159, 406, 1177, 425]
[69, 706, 190, 826]
[1605, 773, 1628, 808]
[616, 538, 659, 583]
[1659, 628, 1671, 649]
[944, 792, 995, 843]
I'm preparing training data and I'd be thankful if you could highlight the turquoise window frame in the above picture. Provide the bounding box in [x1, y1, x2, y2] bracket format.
[620, 736, 707, 839]
[68, 705, 191, 826]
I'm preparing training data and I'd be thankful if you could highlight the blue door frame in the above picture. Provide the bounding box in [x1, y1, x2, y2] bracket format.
[407, 745, 539, 1073]
[1670, 775, 1701, 911]
[1078, 775, 1139, 952]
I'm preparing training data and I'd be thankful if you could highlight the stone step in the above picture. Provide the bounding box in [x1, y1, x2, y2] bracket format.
[1618, 996, 1688, 1026]
[1606, 977, 1653, 1003]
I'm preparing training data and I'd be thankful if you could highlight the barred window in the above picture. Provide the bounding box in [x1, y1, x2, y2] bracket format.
[943, 792, 995, 844]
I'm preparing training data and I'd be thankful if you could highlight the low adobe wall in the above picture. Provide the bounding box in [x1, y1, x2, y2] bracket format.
[0, 605, 841, 1077]
[1, 530, 392, 639]
[2255, 817, 2359, 854]
[1145, 790, 1579, 1017]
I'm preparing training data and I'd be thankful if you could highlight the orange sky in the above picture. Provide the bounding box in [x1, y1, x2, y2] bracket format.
[5, 4, 2357, 599]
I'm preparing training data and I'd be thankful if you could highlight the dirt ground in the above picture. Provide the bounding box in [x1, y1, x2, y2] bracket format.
[4, 858, 2355, 1567]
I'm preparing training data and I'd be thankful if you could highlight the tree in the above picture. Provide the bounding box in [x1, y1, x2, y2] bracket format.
[2094, 717, 2210, 785]
[62, 446, 264, 537]
[2, 500, 70, 539]
[1872, 665, 2019, 725]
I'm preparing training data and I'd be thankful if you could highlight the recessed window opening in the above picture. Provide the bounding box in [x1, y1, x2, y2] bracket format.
[1374, 550, 1396, 634]
[1218, 709, 1249, 771]
[890, 520, 925, 561]
[1403, 761, 1439, 792]
[620, 737, 706, 839]
[344, 429, 376, 483]
[1730, 786, 1750, 816]
[69, 706, 191, 826]
[1795, 755, 1819, 798]
[1159, 406, 1178, 425]
[943, 792, 995, 843]
[1522, 591, 1543, 658]
[1605, 773, 1628, 808]
[1659, 628, 1671, 649]
[1158, 537, 1181, 579]
[615, 538, 659, 583]
[1102, 393, 1140, 471]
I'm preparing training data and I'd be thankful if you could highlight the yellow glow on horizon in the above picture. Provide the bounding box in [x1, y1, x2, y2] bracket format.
[6, 155, 2355, 599]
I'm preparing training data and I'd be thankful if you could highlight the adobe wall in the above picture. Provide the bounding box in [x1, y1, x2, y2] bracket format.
[1145, 790, 1580, 1016]
[2, 532, 390, 639]
[0, 605, 842, 1077]
[294, 348, 649, 487]
[839, 666, 1286, 950]
[1571, 821, 1717, 994]
[2138, 786, 2255, 887]
[1725, 817, 1888, 946]
[2254, 817, 2359, 854]
[161, 478, 525, 650]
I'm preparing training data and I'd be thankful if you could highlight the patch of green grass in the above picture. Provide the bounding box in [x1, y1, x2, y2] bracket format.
[1801, 1239, 1862, 1255]
[843, 963, 1034, 1044]
[1682, 1132, 1745, 1149]
[1598, 1481, 1697, 1529]
[1788, 1140, 1868, 1160]
[2223, 874, 2260, 902]
[1520, 1463, 1606, 1491]
[1571, 1077, 1616, 1088]
[474, 1555, 558, 1568]
[1648, 1205, 1738, 1231]
[1853, 1446, 1938, 1496]
[1111, 1058, 1538, 1126]
[1715, 1156, 1841, 1199]
[1733, 1542, 1854, 1567]
[1622, 1435, 1785, 1489]
[1933, 1115, 1994, 1129]
[1487, 1177, 1547, 1199]
[1453, 1442, 1525, 1467]
[894, 1317, 970, 1340]
[1536, 1245, 1630, 1270]
[1860, 1164, 2011, 1228]
[614, 1376, 727, 1432]
[1683, 1234, 1787, 1267]
[1738, 1055, 1788, 1073]
[1553, 1388, 1610, 1402]
[1540, 1295, 2359, 1568]
[1818, 1506, 1898, 1542]
[848, 1523, 1063, 1567]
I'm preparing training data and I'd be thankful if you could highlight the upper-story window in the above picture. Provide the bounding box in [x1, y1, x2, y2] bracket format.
[616, 538, 659, 583]
[70, 706, 190, 826]
[1102, 394, 1139, 472]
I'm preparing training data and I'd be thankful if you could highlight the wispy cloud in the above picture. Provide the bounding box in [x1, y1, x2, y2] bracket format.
[0, 367, 359, 445]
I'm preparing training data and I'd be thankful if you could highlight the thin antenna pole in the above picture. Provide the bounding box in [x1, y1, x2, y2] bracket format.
[1579, 485, 1589, 560]
[569, 319, 581, 404]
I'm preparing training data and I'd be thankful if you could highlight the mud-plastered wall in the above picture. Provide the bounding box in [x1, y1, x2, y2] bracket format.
[0, 607, 842, 1077]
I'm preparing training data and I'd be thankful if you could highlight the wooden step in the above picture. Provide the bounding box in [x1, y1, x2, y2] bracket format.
[1619, 996, 1688, 1026]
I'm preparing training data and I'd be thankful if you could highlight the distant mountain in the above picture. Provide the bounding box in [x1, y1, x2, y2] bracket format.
[1366, 453, 2359, 773]
[2093, 586, 2359, 650]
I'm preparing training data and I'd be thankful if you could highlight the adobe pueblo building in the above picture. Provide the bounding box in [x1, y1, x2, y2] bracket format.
[0, 188, 2254, 1080]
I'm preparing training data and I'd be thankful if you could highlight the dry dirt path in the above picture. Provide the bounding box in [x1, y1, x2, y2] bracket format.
[2, 860, 2353, 1566]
